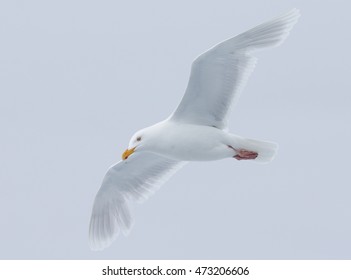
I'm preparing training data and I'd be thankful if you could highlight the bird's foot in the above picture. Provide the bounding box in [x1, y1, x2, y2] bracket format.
[234, 150, 258, 160]
[228, 145, 258, 160]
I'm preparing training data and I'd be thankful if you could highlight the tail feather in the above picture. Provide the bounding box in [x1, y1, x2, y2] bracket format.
[233, 136, 278, 163]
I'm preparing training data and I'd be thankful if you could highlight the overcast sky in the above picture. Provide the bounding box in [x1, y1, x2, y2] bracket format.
[1, 0, 351, 259]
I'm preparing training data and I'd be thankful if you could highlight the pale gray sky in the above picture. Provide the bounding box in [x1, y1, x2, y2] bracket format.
[1, 0, 351, 259]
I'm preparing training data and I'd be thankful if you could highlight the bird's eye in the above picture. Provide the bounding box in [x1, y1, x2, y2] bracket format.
[136, 136, 142, 142]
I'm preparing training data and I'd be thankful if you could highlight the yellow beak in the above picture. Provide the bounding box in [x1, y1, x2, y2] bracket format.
[122, 147, 135, 160]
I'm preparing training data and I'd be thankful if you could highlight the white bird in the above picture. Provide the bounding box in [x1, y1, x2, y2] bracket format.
[89, 9, 300, 250]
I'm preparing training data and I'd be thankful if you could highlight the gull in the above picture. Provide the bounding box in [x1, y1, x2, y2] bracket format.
[89, 9, 300, 250]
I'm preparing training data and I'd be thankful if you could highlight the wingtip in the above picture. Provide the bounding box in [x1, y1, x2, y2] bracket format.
[284, 8, 301, 22]
[291, 8, 301, 16]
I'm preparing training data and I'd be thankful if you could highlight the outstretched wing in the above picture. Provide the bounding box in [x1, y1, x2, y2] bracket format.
[89, 152, 185, 250]
[170, 9, 300, 129]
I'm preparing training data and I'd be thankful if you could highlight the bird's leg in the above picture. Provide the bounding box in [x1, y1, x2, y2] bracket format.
[228, 145, 258, 160]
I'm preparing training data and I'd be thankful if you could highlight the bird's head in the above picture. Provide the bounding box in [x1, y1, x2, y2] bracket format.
[122, 129, 148, 160]
[121, 122, 163, 160]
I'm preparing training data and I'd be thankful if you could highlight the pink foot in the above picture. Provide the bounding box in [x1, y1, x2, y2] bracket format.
[228, 145, 258, 160]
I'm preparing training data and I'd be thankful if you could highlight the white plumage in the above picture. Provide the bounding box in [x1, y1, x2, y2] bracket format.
[171, 9, 300, 129]
[89, 152, 185, 250]
[89, 9, 300, 250]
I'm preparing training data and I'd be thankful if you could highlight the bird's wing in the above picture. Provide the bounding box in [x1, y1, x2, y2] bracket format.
[89, 152, 185, 251]
[170, 9, 300, 129]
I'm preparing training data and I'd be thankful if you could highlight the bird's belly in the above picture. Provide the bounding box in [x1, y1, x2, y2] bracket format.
[165, 145, 231, 161]
[154, 126, 233, 161]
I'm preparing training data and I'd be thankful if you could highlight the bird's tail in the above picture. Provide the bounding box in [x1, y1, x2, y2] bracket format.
[231, 135, 278, 163]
